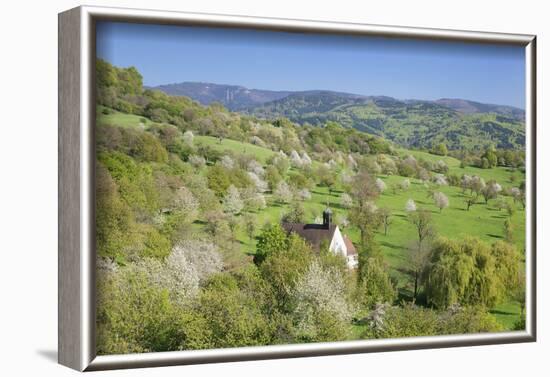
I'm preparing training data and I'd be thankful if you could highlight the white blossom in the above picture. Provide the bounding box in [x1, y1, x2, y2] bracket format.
[292, 262, 353, 337]
[433, 174, 448, 186]
[297, 188, 312, 201]
[290, 150, 303, 168]
[274, 181, 293, 204]
[182, 130, 194, 146]
[220, 155, 235, 170]
[249, 135, 266, 147]
[405, 199, 417, 212]
[173, 186, 199, 219]
[375, 178, 387, 193]
[223, 185, 244, 215]
[433, 191, 449, 212]
[188, 155, 206, 169]
[247, 159, 265, 177]
[347, 154, 358, 169]
[340, 193, 353, 209]
[248, 172, 268, 193]
[301, 152, 312, 166]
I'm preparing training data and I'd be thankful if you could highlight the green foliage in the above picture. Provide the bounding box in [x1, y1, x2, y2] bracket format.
[423, 237, 520, 309]
[249, 93, 525, 151]
[363, 303, 503, 339]
[198, 273, 274, 348]
[260, 233, 314, 310]
[281, 202, 306, 223]
[97, 265, 183, 354]
[95, 164, 135, 261]
[255, 223, 292, 264]
[98, 151, 160, 216]
[357, 257, 396, 309]
[206, 164, 231, 197]
[431, 142, 448, 156]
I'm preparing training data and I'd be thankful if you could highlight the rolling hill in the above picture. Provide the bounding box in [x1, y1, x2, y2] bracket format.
[151, 82, 525, 150]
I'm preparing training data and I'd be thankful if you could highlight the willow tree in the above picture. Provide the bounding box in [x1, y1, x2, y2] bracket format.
[422, 237, 520, 309]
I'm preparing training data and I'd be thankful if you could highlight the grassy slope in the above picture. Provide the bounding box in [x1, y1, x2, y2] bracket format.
[98, 108, 525, 329]
[97, 106, 159, 128]
[194, 135, 277, 163]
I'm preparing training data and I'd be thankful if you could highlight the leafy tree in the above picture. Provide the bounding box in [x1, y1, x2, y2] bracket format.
[260, 234, 313, 310]
[198, 273, 273, 348]
[207, 164, 231, 197]
[423, 237, 520, 309]
[363, 303, 438, 339]
[356, 257, 396, 309]
[96, 262, 186, 354]
[265, 165, 283, 191]
[95, 164, 135, 261]
[255, 223, 289, 264]
[281, 201, 306, 223]
[431, 142, 448, 156]
[244, 214, 256, 241]
[317, 164, 336, 195]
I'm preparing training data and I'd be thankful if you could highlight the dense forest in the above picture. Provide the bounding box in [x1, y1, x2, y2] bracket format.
[95, 59, 526, 355]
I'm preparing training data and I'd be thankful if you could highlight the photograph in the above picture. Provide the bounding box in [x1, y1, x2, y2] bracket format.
[94, 20, 528, 356]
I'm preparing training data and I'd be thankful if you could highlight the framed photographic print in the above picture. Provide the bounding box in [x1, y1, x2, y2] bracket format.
[58, 6, 536, 371]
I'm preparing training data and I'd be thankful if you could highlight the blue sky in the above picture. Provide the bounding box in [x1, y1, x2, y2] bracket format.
[97, 21, 525, 108]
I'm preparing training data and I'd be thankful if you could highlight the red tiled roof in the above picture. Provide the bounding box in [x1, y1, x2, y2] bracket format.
[343, 235, 357, 256]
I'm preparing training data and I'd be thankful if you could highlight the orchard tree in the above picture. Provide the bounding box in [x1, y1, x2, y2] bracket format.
[274, 181, 293, 204]
[378, 207, 392, 236]
[223, 185, 244, 215]
[291, 261, 353, 342]
[182, 130, 194, 146]
[433, 192, 449, 212]
[405, 199, 417, 212]
[173, 186, 199, 221]
[244, 215, 256, 241]
[375, 178, 386, 193]
[348, 170, 382, 247]
[481, 180, 501, 204]
[409, 209, 435, 253]
[340, 193, 353, 209]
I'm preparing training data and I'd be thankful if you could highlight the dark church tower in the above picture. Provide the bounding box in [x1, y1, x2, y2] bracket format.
[322, 208, 332, 228]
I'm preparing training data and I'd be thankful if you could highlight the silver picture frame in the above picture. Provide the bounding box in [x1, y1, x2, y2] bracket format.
[58, 5, 537, 372]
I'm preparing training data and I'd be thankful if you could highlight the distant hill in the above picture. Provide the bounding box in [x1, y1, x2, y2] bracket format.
[149, 82, 292, 110]
[151, 82, 525, 150]
[435, 98, 525, 120]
